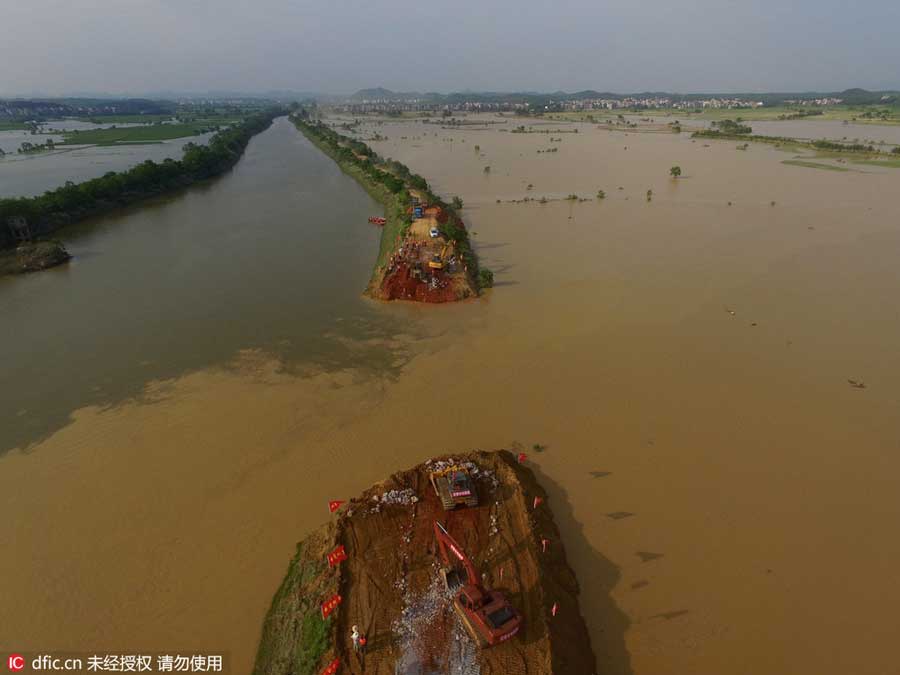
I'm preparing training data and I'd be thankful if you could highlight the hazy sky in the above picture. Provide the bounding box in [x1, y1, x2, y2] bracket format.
[2, 0, 899, 96]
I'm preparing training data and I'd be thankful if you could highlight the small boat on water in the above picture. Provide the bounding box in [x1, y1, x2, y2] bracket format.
[368, 216, 387, 226]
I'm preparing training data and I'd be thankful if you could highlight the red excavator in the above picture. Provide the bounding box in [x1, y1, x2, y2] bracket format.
[433, 521, 522, 647]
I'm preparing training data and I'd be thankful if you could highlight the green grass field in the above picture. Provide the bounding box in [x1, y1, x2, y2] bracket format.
[180, 116, 243, 125]
[79, 114, 175, 124]
[0, 122, 28, 131]
[60, 122, 220, 146]
[782, 159, 850, 171]
[849, 158, 900, 169]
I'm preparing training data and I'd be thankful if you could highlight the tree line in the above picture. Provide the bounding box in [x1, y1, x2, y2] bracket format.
[292, 114, 490, 290]
[0, 108, 284, 250]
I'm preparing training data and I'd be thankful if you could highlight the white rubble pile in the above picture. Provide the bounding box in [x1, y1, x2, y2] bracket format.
[393, 570, 460, 675]
[367, 488, 418, 512]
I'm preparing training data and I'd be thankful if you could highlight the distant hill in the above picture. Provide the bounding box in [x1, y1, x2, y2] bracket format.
[838, 88, 897, 104]
[350, 87, 415, 101]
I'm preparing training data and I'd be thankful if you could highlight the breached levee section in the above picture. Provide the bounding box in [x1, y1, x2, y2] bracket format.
[253, 450, 598, 675]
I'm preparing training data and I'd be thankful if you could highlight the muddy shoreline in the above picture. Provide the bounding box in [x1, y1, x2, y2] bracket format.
[0, 239, 71, 275]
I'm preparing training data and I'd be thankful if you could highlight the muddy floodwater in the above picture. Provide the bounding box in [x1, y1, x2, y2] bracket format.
[3, 114, 900, 675]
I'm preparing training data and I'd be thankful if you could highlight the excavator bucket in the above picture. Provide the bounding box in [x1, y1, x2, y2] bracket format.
[443, 567, 465, 591]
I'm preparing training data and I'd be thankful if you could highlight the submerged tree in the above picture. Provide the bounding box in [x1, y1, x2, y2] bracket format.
[451, 195, 464, 209]
[670, 166, 682, 178]
[478, 268, 494, 289]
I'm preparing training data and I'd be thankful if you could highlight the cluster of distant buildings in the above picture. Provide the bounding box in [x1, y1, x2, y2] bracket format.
[554, 97, 767, 111]
[333, 100, 532, 115]
[331, 97, 769, 115]
[0, 100, 72, 120]
[783, 97, 844, 106]
[0, 98, 173, 122]
[331, 94, 854, 116]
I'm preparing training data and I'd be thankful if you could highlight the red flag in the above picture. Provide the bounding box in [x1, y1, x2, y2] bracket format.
[320, 658, 340, 675]
[329, 500, 345, 513]
[517, 452, 527, 464]
[551, 602, 559, 617]
[533, 496, 543, 510]
[320, 593, 343, 619]
[326, 544, 348, 567]
[541, 538, 550, 553]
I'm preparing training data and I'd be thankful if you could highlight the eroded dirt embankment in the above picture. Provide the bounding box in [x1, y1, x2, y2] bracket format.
[376, 202, 475, 303]
[253, 450, 598, 675]
[0, 240, 71, 276]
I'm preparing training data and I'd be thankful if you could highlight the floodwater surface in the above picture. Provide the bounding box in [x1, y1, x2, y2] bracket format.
[750, 118, 900, 147]
[3, 114, 900, 675]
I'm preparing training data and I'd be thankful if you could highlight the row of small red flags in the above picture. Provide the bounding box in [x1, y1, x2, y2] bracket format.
[320, 658, 340, 675]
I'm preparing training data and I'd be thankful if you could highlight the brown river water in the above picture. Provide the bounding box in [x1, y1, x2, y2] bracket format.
[2, 114, 900, 675]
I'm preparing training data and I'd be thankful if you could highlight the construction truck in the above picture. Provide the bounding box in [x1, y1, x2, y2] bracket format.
[429, 465, 478, 510]
[433, 521, 522, 648]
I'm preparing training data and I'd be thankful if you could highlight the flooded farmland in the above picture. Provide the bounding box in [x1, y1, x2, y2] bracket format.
[0, 118, 215, 197]
[2, 113, 900, 675]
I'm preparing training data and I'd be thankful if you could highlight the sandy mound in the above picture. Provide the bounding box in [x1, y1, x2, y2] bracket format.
[253, 450, 597, 675]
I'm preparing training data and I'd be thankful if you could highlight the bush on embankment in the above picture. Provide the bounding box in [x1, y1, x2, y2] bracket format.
[0, 108, 284, 250]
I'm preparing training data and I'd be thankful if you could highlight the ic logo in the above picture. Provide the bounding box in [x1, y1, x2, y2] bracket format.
[7, 654, 25, 672]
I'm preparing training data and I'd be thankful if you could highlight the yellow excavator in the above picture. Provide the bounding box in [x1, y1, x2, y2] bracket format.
[428, 244, 450, 270]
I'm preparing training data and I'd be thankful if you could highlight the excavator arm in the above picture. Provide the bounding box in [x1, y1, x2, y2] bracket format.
[434, 521, 479, 587]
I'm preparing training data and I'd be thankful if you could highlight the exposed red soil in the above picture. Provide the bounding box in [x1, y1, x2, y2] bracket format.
[370, 201, 477, 303]
[380, 261, 459, 302]
[254, 451, 598, 675]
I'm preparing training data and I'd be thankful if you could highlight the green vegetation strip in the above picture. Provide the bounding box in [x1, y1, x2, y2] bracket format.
[291, 114, 490, 292]
[782, 159, 850, 172]
[0, 108, 284, 250]
[693, 128, 899, 159]
[60, 122, 224, 146]
[80, 114, 174, 125]
[851, 158, 900, 169]
[252, 530, 339, 675]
